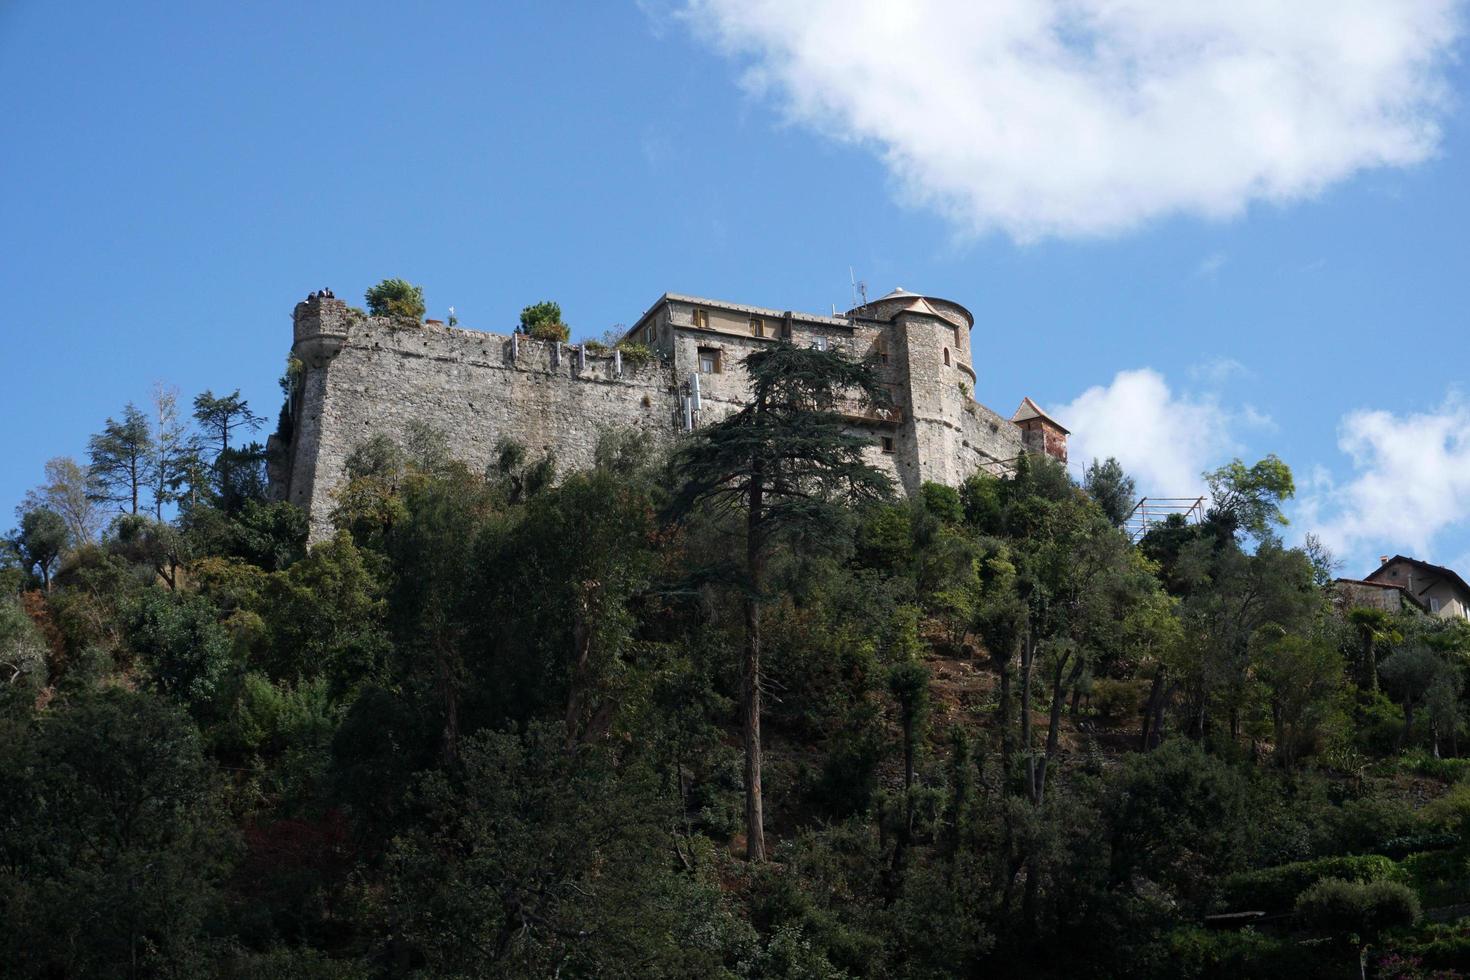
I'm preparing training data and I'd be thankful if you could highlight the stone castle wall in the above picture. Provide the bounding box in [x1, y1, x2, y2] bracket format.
[283, 296, 680, 539]
[278, 292, 1029, 541]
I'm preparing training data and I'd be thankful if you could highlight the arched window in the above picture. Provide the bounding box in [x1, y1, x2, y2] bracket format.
[943, 348, 950, 366]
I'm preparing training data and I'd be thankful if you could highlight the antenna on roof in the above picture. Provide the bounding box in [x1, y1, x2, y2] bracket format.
[849, 267, 867, 308]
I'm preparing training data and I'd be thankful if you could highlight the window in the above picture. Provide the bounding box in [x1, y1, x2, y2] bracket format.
[876, 339, 889, 364]
[750, 317, 766, 338]
[880, 436, 895, 453]
[943, 348, 951, 366]
[698, 347, 721, 374]
[692, 308, 709, 329]
[954, 325, 961, 347]
[1431, 597, 1442, 613]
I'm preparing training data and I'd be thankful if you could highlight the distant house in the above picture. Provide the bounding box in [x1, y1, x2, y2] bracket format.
[1339, 555, 1470, 620]
[1333, 577, 1427, 615]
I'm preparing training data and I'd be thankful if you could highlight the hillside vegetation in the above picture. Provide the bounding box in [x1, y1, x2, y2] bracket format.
[6, 345, 1470, 979]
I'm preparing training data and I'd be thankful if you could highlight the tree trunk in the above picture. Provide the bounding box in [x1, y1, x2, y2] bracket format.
[744, 478, 767, 862]
[1020, 629, 1036, 803]
[994, 649, 1014, 772]
[1141, 668, 1167, 751]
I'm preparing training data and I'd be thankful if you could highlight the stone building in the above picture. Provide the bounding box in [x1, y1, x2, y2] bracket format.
[1350, 555, 1470, 620]
[272, 286, 1067, 540]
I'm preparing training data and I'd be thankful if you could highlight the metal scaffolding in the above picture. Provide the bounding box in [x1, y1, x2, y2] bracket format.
[1122, 496, 1206, 542]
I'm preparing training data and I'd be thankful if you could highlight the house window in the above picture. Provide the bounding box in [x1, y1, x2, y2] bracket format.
[943, 348, 951, 366]
[1431, 597, 1442, 613]
[692, 308, 709, 329]
[880, 436, 895, 453]
[750, 317, 766, 338]
[698, 347, 721, 374]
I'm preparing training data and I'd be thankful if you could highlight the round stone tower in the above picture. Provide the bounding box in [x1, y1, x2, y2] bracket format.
[847, 288, 986, 492]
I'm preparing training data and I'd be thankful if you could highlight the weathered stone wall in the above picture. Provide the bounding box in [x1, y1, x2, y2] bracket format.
[279, 291, 1032, 542]
[284, 296, 679, 539]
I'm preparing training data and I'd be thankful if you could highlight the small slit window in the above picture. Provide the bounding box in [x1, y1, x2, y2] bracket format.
[943, 348, 951, 366]
[698, 347, 721, 374]
[876, 339, 889, 364]
[750, 317, 766, 338]
[880, 436, 895, 454]
[692, 308, 709, 329]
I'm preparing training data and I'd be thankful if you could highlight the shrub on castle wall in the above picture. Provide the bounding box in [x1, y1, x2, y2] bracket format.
[616, 341, 652, 365]
[519, 300, 569, 342]
[364, 278, 426, 321]
[527, 321, 570, 343]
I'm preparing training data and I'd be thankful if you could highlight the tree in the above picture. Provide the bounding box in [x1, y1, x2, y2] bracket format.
[364, 277, 425, 319]
[192, 389, 264, 508]
[1203, 455, 1295, 541]
[0, 595, 48, 693]
[1295, 877, 1419, 977]
[519, 300, 569, 342]
[888, 659, 931, 863]
[87, 403, 153, 516]
[9, 507, 67, 591]
[1253, 633, 1344, 770]
[1380, 644, 1450, 750]
[0, 688, 235, 978]
[670, 343, 893, 860]
[1083, 457, 1137, 526]
[1346, 607, 1400, 693]
[22, 457, 103, 545]
[146, 382, 192, 519]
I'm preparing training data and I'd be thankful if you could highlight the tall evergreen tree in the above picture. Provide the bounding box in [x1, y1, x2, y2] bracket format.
[192, 389, 264, 507]
[669, 342, 892, 860]
[87, 404, 152, 516]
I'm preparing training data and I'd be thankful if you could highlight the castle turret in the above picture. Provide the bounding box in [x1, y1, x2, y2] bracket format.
[292, 291, 353, 367]
[1011, 397, 1069, 463]
[848, 288, 982, 491]
[280, 291, 356, 524]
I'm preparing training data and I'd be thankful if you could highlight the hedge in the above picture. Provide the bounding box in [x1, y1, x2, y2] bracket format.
[1216, 855, 1406, 913]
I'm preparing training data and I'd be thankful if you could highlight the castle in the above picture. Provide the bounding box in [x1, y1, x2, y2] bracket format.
[271, 287, 1069, 540]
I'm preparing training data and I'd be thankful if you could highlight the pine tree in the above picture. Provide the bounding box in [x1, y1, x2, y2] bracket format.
[669, 342, 892, 860]
[87, 403, 153, 516]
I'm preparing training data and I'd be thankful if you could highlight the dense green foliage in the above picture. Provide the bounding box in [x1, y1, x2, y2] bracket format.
[8, 344, 1470, 977]
[364, 278, 426, 320]
[518, 299, 570, 342]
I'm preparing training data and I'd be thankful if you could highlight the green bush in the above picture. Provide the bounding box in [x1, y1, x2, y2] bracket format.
[1295, 877, 1419, 941]
[1143, 926, 1331, 980]
[519, 300, 568, 342]
[1401, 751, 1470, 783]
[1377, 833, 1460, 860]
[364, 278, 425, 320]
[1399, 849, 1470, 907]
[1217, 855, 1405, 913]
[1090, 677, 1149, 724]
[616, 341, 653, 365]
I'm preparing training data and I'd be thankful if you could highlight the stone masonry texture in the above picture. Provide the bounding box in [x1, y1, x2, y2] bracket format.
[275, 290, 1044, 541]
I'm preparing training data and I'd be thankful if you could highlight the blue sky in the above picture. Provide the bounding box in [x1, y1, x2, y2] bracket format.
[2, 1, 1468, 575]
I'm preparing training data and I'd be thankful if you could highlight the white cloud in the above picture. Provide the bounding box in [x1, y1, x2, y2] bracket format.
[675, 0, 1461, 240]
[1188, 356, 1249, 387]
[1194, 252, 1228, 280]
[1303, 394, 1470, 563]
[1051, 368, 1264, 494]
